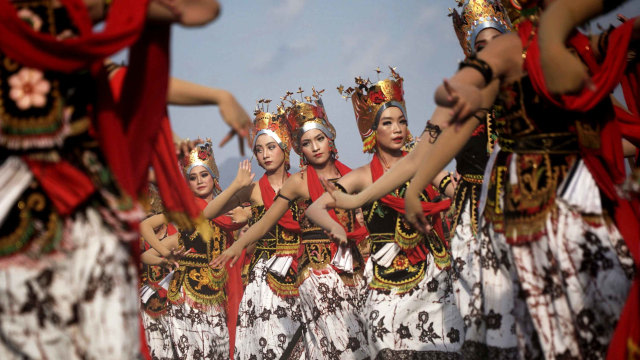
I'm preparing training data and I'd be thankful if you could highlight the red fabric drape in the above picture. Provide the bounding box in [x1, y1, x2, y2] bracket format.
[370, 153, 451, 264]
[306, 160, 369, 245]
[108, 66, 202, 226]
[193, 197, 245, 359]
[0, 0, 201, 223]
[520, 19, 640, 359]
[259, 174, 301, 233]
[0, 0, 148, 73]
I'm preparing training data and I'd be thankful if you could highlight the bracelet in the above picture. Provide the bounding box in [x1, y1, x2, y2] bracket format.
[438, 173, 452, 194]
[459, 55, 493, 85]
[423, 122, 442, 144]
[275, 192, 292, 203]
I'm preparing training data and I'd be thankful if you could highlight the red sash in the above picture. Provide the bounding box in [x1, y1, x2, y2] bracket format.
[306, 160, 369, 245]
[259, 174, 301, 233]
[370, 153, 451, 263]
[194, 197, 244, 359]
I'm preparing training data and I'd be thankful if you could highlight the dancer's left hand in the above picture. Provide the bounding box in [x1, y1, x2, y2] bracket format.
[217, 93, 251, 156]
[404, 190, 432, 234]
[210, 242, 243, 268]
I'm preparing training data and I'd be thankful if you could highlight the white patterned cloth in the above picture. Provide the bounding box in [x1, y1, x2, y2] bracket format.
[166, 300, 228, 360]
[508, 200, 633, 359]
[450, 199, 520, 359]
[0, 208, 139, 359]
[362, 254, 464, 359]
[235, 258, 305, 360]
[141, 310, 174, 360]
[298, 267, 369, 359]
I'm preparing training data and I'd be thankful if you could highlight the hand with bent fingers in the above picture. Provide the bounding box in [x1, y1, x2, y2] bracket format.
[176, 137, 204, 159]
[320, 177, 363, 210]
[160, 246, 189, 271]
[218, 93, 251, 156]
[435, 79, 484, 127]
[230, 160, 255, 189]
[324, 226, 348, 246]
[404, 192, 433, 234]
[210, 241, 243, 268]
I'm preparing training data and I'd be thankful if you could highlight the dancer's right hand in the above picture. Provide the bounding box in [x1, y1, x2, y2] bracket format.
[160, 246, 189, 271]
[435, 79, 483, 126]
[210, 242, 243, 268]
[325, 226, 348, 246]
[320, 177, 363, 210]
[230, 160, 255, 189]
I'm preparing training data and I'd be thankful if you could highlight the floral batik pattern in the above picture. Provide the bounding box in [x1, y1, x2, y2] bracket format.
[0, 209, 140, 359]
[234, 259, 305, 360]
[361, 183, 464, 359]
[295, 198, 369, 360]
[450, 200, 520, 359]
[509, 201, 634, 359]
[167, 302, 229, 360]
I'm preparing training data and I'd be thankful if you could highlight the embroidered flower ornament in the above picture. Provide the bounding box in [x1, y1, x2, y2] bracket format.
[8, 68, 51, 110]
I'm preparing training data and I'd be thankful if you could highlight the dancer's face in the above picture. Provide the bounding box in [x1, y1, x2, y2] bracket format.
[300, 129, 331, 166]
[188, 165, 214, 198]
[254, 134, 285, 172]
[474, 28, 502, 53]
[376, 106, 408, 153]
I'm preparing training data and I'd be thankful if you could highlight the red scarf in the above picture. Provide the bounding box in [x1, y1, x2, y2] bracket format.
[0, 0, 201, 223]
[371, 153, 451, 263]
[193, 197, 244, 359]
[306, 160, 369, 244]
[259, 174, 301, 233]
[520, 19, 640, 359]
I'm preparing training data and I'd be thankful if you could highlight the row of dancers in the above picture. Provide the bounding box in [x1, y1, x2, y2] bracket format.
[137, 1, 640, 359]
[0, 0, 638, 359]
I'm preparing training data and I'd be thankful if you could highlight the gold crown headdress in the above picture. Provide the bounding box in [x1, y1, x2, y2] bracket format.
[181, 140, 220, 181]
[338, 67, 410, 153]
[282, 87, 336, 156]
[250, 99, 293, 169]
[450, 0, 512, 57]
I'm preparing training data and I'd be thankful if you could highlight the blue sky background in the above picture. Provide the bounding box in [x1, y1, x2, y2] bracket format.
[124, 1, 640, 186]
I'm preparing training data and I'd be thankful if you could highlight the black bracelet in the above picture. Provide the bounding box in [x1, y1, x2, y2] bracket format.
[459, 55, 493, 85]
[438, 174, 452, 194]
[423, 122, 442, 144]
[275, 192, 292, 203]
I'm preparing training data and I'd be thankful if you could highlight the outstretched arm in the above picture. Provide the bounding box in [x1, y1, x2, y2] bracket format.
[305, 166, 370, 244]
[209, 175, 302, 268]
[167, 77, 251, 154]
[202, 160, 254, 220]
[325, 108, 455, 210]
[405, 80, 500, 232]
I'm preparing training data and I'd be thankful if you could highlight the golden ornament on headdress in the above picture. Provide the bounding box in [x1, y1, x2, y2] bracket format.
[282, 88, 336, 155]
[339, 66, 409, 153]
[450, 0, 512, 57]
[182, 140, 219, 180]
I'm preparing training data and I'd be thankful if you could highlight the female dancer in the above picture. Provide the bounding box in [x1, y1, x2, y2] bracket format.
[402, 2, 638, 357]
[140, 144, 250, 359]
[305, 69, 463, 358]
[202, 103, 306, 359]
[0, 1, 221, 358]
[212, 93, 369, 359]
